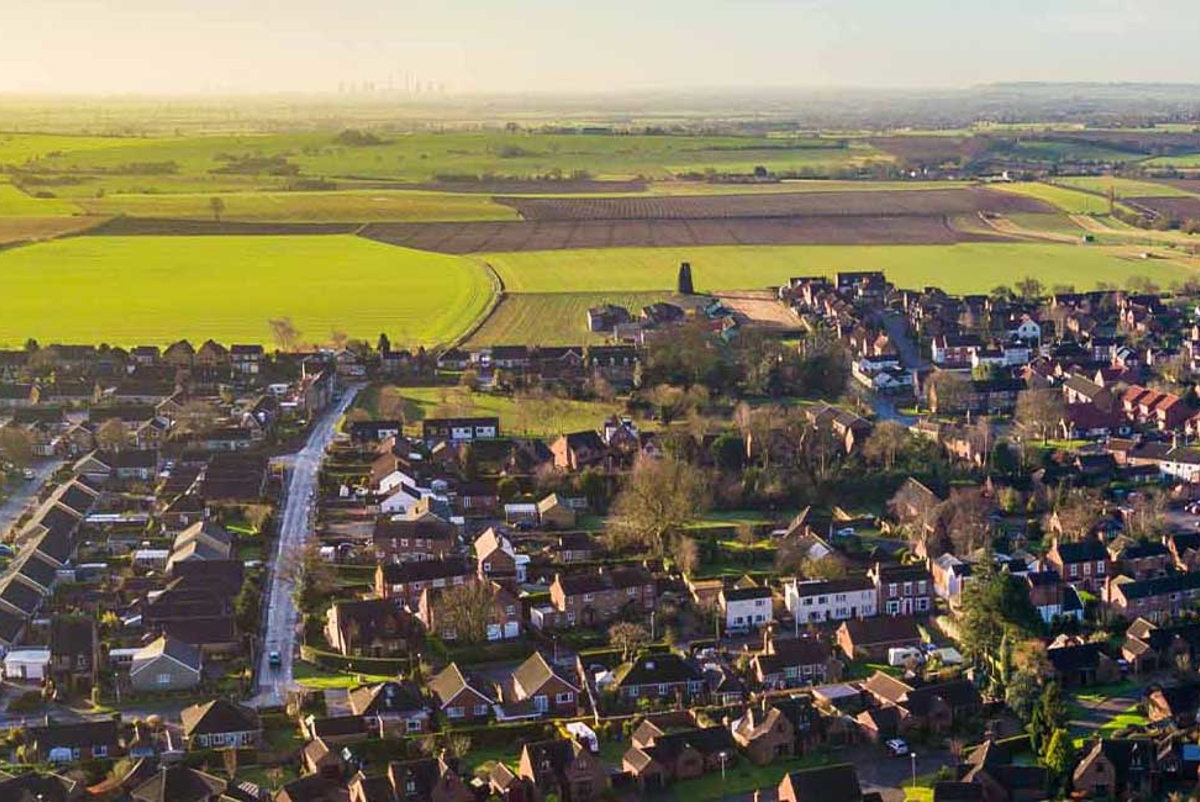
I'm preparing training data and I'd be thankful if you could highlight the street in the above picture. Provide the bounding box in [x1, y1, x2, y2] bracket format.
[0, 459, 60, 541]
[251, 385, 361, 707]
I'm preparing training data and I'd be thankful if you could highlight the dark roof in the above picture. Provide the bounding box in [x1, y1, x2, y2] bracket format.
[180, 699, 260, 736]
[790, 575, 875, 595]
[131, 765, 226, 802]
[16, 552, 59, 590]
[1116, 541, 1170, 560]
[0, 772, 79, 802]
[839, 616, 922, 646]
[0, 608, 26, 643]
[722, 586, 772, 602]
[347, 681, 427, 717]
[0, 579, 44, 616]
[556, 566, 653, 596]
[934, 781, 985, 802]
[1115, 572, 1200, 601]
[646, 726, 736, 762]
[616, 653, 703, 687]
[1054, 539, 1109, 563]
[377, 557, 472, 584]
[1047, 642, 1105, 673]
[783, 764, 863, 802]
[30, 719, 119, 750]
[158, 617, 237, 647]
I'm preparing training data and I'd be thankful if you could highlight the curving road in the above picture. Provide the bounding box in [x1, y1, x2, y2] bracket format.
[0, 459, 61, 542]
[252, 385, 360, 707]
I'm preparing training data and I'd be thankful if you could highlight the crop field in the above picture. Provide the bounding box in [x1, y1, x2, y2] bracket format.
[1146, 153, 1200, 168]
[0, 183, 82, 216]
[0, 235, 492, 348]
[77, 189, 517, 222]
[1147, 179, 1200, 196]
[1126, 196, 1200, 220]
[14, 131, 892, 192]
[0, 132, 155, 164]
[464, 291, 677, 346]
[481, 242, 1198, 295]
[362, 215, 992, 253]
[990, 182, 1121, 215]
[498, 187, 1046, 221]
[1052, 176, 1198, 198]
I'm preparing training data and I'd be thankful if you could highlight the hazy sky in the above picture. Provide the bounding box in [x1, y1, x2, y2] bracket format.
[3, 0, 1200, 94]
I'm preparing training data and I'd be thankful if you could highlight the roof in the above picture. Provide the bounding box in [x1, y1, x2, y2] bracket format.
[49, 616, 93, 656]
[1053, 539, 1108, 563]
[839, 616, 922, 646]
[426, 662, 494, 707]
[131, 765, 226, 802]
[377, 557, 472, 584]
[789, 575, 875, 595]
[512, 652, 577, 698]
[180, 699, 260, 737]
[131, 635, 202, 672]
[614, 652, 703, 688]
[347, 680, 427, 717]
[1115, 572, 1200, 600]
[782, 764, 863, 802]
[722, 585, 772, 602]
[30, 719, 119, 750]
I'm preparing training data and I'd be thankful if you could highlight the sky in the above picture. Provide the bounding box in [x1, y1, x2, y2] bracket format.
[3, 0, 1200, 95]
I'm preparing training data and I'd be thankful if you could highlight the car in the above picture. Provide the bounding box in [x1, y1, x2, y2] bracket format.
[886, 738, 910, 757]
[22, 468, 35, 480]
[268, 650, 282, 668]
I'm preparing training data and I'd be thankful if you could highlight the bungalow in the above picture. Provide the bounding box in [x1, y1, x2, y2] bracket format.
[730, 702, 796, 765]
[128, 636, 202, 692]
[179, 699, 262, 749]
[384, 756, 475, 802]
[421, 416, 499, 444]
[26, 719, 121, 763]
[1046, 641, 1121, 687]
[624, 725, 737, 790]
[778, 763, 869, 802]
[861, 671, 982, 734]
[348, 680, 432, 736]
[610, 652, 707, 702]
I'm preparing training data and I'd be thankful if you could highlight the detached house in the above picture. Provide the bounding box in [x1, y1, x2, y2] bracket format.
[610, 652, 707, 702]
[427, 663, 496, 725]
[518, 738, 607, 802]
[180, 699, 261, 750]
[868, 562, 933, 616]
[1046, 537, 1110, 592]
[500, 652, 580, 718]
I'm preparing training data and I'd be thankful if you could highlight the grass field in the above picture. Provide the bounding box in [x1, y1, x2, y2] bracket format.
[0, 183, 82, 216]
[0, 132, 154, 164]
[1053, 176, 1199, 198]
[464, 291, 676, 346]
[0, 215, 103, 245]
[0, 235, 492, 347]
[991, 181, 1120, 214]
[481, 242, 1197, 295]
[18, 130, 892, 190]
[373, 385, 629, 438]
[77, 188, 517, 222]
[1145, 153, 1200, 168]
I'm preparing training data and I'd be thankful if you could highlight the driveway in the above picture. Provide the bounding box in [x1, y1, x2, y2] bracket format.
[0, 459, 60, 541]
[251, 386, 361, 708]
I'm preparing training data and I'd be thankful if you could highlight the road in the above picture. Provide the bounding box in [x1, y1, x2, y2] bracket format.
[252, 386, 361, 707]
[0, 459, 60, 542]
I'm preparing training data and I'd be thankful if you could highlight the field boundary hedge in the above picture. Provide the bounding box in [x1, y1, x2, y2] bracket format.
[299, 645, 410, 674]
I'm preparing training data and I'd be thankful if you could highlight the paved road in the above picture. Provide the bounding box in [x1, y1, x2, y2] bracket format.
[252, 386, 361, 707]
[0, 459, 60, 541]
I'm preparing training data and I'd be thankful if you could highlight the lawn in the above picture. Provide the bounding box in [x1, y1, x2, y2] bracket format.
[481, 242, 1198, 296]
[77, 188, 517, 222]
[292, 660, 395, 690]
[0, 234, 494, 348]
[378, 386, 630, 439]
[669, 751, 834, 800]
[463, 291, 677, 347]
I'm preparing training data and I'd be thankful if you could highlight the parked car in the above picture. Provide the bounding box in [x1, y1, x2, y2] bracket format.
[268, 650, 282, 668]
[22, 468, 35, 480]
[886, 738, 910, 757]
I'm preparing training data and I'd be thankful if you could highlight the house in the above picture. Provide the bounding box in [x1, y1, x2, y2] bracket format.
[868, 562, 933, 616]
[550, 431, 608, 472]
[518, 738, 607, 802]
[1109, 540, 1172, 580]
[385, 756, 475, 802]
[129, 764, 229, 802]
[502, 652, 580, 718]
[720, 584, 773, 632]
[730, 701, 797, 765]
[427, 663, 496, 725]
[1103, 572, 1200, 623]
[348, 681, 432, 736]
[587, 303, 631, 332]
[861, 672, 982, 733]
[956, 739, 1048, 802]
[2, 648, 51, 681]
[418, 580, 522, 642]
[1045, 537, 1110, 592]
[1046, 641, 1121, 687]
[836, 616, 923, 661]
[421, 416, 499, 443]
[1023, 570, 1083, 624]
[179, 699, 262, 749]
[624, 725, 737, 790]
[324, 598, 419, 657]
[1073, 738, 1159, 799]
[229, 344, 263, 375]
[610, 652, 707, 702]
[778, 763, 868, 802]
[374, 558, 473, 607]
[537, 493, 577, 529]
[474, 528, 519, 583]
[1146, 683, 1200, 727]
[1168, 532, 1200, 572]
[784, 575, 877, 623]
[26, 719, 121, 763]
[48, 616, 99, 691]
[751, 632, 838, 689]
[372, 512, 458, 563]
[128, 635, 202, 691]
[545, 566, 656, 629]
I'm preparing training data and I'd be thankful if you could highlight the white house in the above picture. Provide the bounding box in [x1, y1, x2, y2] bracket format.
[719, 586, 773, 631]
[784, 576, 877, 623]
[2, 648, 50, 681]
[1009, 315, 1042, 343]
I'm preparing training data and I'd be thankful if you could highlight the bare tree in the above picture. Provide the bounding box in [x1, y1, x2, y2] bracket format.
[95, 418, 129, 452]
[862, 420, 910, 471]
[330, 330, 349, 351]
[673, 534, 700, 576]
[1015, 389, 1065, 443]
[209, 196, 225, 223]
[608, 454, 708, 555]
[609, 622, 651, 660]
[0, 427, 35, 468]
[268, 317, 301, 352]
[436, 581, 497, 644]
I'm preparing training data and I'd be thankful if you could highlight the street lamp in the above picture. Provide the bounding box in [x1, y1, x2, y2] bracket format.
[719, 751, 729, 782]
[910, 752, 918, 794]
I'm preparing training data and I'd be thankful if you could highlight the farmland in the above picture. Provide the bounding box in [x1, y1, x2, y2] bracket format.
[1052, 176, 1198, 198]
[464, 291, 678, 346]
[0, 235, 492, 348]
[481, 242, 1198, 296]
[990, 182, 1121, 215]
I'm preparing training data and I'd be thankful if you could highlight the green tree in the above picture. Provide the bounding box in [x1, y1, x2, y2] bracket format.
[959, 555, 1042, 667]
[209, 196, 225, 222]
[1042, 727, 1076, 791]
[1029, 682, 1068, 757]
[1005, 668, 1042, 724]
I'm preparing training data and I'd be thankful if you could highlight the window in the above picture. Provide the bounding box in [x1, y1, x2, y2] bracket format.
[156, 673, 171, 686]
[93, 745, 108, 757]
[887, 600, 900, 614]
[889, 583, 898, 598]
[475, 704, 489, 716]
[903, 582, 913, 596]
[1083, 563, 1092, 576]
[802, 598, 813, 606]
[583, 593, 594, 603]
[447, 707, 464, 718]
[483, 561, 492, 572]
[658, 684, 670, 696]
[406, 719, 423, 733]
[818, 596, 828, 604]
[918, 580, 927, 594]
[1070, 564, 1078, 578]
[1097, 562, 1106, 576]
[627, 587, 637, 596]
[556, 692, 574, 704]
[917, 598, 929, 612]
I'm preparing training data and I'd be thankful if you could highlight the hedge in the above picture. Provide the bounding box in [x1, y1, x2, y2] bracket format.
[299, 645, 410, 674]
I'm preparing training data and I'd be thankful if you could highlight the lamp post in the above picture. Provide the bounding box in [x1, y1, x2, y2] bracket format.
[910, 752, 918, 794]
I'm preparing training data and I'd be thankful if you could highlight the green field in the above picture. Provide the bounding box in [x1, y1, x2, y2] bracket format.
[464, 291, 676, 346]
[0, 132, 154, 164]
[0, 235, 492, 348]
[77, 189, 517, 222]
[991, 181, 1120, 214]
[481, 242, 1197, 295]
[15, 131, 890, 192]
[1145, 153, 1200, 168]
[1052, 176, 1198, 198]
[378, 386, 629, 438]
[0, 183, 82, 216]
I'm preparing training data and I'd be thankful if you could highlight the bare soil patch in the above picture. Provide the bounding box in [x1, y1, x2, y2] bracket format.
[86, 217, 360, 236]
[715, 291, 803, 330]
[1128, 196, 1200, 220]
[414, 178, 648, 194]
[498, 187, 1048, 221]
